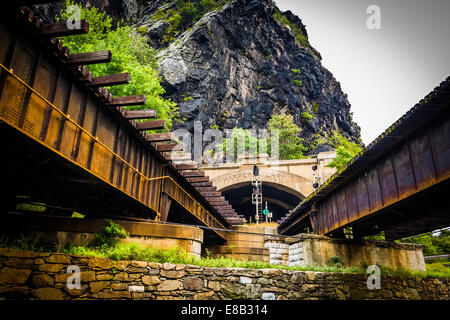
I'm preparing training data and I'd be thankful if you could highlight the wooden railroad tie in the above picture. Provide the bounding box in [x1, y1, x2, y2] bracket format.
[174, 164, 198, 171]
[204, 196, 225, 202]
[182, 171, 205, 178]
[40, 20, 89, 37]
[65, 50, 112, 66]
[190, 182, 212, 187]
[134, 120, 165, 131]
[88, 73, 130, 88]
[108, 95, 147, 107]
[146, 132, 174, 143]
[123, 109, 156, 120]
[186, 177, 210, 183]
[155, 143, 183, 152]
[195, 186, 217, 192]
[165, 153, 192, 161]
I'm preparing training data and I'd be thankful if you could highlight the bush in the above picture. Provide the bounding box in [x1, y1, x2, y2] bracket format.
[300, 112, 313, 122]
[93, 219, 129, 249]
[326, 131, 363, 170]
[107, 243, 194, 264]
[290, 68, 303, 87]
[312, 102, 319, 114]
[268, 114, 308, 160]
[327, 256, 343, 267]
[401, 230, 450, 256]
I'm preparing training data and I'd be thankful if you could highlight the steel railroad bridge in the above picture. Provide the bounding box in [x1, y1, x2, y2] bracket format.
[279, 77, 450, 240]
[0, 3, 245, 244]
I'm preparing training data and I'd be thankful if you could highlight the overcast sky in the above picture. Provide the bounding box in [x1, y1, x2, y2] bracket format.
[275, 0, 450, 145]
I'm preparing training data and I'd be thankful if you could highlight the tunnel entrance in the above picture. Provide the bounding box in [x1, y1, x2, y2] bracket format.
[220, 182, 304, 223]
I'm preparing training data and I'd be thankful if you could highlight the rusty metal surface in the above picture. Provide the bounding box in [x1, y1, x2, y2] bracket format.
[0, 13, 230, 241]
[279, 76, 450, 237]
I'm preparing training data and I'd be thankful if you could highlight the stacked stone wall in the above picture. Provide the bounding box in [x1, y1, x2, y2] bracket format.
[0, 248, 448, 300]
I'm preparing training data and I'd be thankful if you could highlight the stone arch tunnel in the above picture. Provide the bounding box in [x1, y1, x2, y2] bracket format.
[200, 153, 337, 223]
[220, 181, 305, 222]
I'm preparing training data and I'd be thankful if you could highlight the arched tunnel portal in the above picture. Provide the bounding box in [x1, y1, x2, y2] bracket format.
[220, 181, 305, 223]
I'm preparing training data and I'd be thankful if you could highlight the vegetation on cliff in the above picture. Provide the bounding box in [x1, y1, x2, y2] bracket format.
[326, 132, 363, 170]
[151, 0, 232, 45]
[217, 114, 308, 161]
[57, 1, 177, 129]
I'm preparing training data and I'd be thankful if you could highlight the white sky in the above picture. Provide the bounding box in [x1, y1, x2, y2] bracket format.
[275, 0, 450, 145]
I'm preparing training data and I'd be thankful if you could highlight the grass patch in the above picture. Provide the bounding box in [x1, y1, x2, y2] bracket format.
[62, 242, 364, 273]
[380, 263, 450, 279]
[1, 221, 449, 279]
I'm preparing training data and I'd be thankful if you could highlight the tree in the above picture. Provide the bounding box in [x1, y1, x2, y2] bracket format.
[268, 114, 307, 160]
[220, 127, 264, 162]
[401, 230, 450, 256]
[326, 131, 362, 170]
[57, 1, 177, 130]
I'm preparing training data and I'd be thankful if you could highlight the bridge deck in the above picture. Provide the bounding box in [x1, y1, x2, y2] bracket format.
[279, 77, 450, 239]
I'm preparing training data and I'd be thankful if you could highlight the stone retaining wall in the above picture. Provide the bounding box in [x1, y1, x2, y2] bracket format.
[0, 248, 448, 300]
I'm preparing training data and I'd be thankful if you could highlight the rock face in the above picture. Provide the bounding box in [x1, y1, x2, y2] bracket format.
[138, 0, 361, 149]
[32, 0, 139, 24]
[34, 0, 361, 150]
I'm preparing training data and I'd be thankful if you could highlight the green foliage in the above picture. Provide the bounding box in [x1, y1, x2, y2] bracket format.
[312, 101, 319, 114]
[290, 68, 303, 87]
[181, 93, 194, 101]
[71, 212, 85, 219]
[273, 10, 310, 48]
[0, 234, 44, 252]
[221, 127, 265, 161]
[326, 131, 363, 170]
[400, 230, 450, 256]
[137, 26, 148, 35]
[2, 234, 448, 277]
[293, 79, 303, 87]
[179, 1, 197, 27]
[162, 12, 182, 44]
[300, 111, 313, 122]
[16, 202, 46, 212]
[221, 110, 230, 119]
[363, 231, 386, 241]
[93, 219, 129, 249]
[268, 114, 308, 160]
[326, 256, 344, 268]
[155, 0, 229, 45]
[57, 1, 177, 130]
[217, 114, 307, 161]
[107, 243, 193, 264]
[380, 263, 450, 279]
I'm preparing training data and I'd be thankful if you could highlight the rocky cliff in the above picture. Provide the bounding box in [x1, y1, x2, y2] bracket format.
[34, 0, 362, 152]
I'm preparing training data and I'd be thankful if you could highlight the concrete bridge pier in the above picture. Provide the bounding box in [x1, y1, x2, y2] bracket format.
[205, 227, 426, 272]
